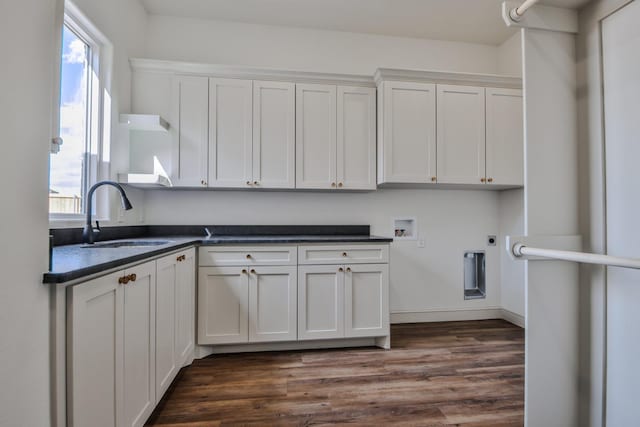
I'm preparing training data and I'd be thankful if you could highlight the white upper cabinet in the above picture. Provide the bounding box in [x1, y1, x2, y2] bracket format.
[296, 83, 337, 189]
[337, 86, 376, 190]
[436, 85, 486, 185]
[378, 81, 437, 184]
[485, 88, 524, 186]
[171, 75, 209, 187]
[252, 81, 295, 188]
[208, 78, 253, 188]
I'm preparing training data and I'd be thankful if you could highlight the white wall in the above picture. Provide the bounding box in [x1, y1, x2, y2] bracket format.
[498, 31, 523, 76]
[145, 15, 502, 75]
[134, 18, 518, 318]
[0, 0, 58, 424]
[498, 189, 525, 319]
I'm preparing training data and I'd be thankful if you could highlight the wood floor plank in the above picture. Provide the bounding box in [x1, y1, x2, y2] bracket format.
[146, 320, 524, 426]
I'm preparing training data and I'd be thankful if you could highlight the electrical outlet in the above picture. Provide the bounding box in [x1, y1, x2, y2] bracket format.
[487, 235, 497, 246]
[417, 239, 426, 248]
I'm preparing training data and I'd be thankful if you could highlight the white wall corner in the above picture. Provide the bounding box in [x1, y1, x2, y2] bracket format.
[502, 1, 579, 33]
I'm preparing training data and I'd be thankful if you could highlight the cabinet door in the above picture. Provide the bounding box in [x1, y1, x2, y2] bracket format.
[68, 271, 123, 427]
[337, 86, 376, 190]
[176, 248, 196, 366]
[155, 254, 178, 399]
[298, 265, 344, 340]
[171, 75, 208, 187]
[296, 84, 337, 189]
[344, 264, 389, 338]
[436, 85, 486, 184]
[379, 81, 436, 183]
[208, 78, 253, 188]
[198, 267, 249, 344]
[253, 81, 295, 188]
[122, 261, 156, 427]
[249, 266, 297, 342]
[485, 88, 523, 186]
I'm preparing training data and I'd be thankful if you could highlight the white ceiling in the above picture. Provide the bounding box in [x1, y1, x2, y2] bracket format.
[140, 0, 590, 46]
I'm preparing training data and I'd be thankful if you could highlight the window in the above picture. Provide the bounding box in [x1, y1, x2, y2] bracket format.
[49, 3, 110, 220]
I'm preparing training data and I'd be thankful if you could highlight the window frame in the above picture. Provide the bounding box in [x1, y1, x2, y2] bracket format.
[49, 1, 113, 225]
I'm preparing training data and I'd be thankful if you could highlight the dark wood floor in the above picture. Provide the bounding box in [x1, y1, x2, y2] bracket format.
[147, 320, 524, 426]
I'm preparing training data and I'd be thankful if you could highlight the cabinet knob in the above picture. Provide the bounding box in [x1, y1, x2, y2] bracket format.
[241, 269, 247, 274]
[118, 276, 129, 285]
[346, 267, 351, 273]
[201, 180, 207, 186]
[338, 267, 344, 272]
[431, 176, 437, 182]
[338, 182, 343, 188]
[246, 254, 252, 259]
[480, 178, 486, 183]
[253, 181, 259, 186]
[331, 182, 336, 188]
[250, 269, 256, 274]
[129, 273, 137, 282]
[342, 252, 348, 257]
[488, 178, 494, 183]
[246, 181, 252, 186]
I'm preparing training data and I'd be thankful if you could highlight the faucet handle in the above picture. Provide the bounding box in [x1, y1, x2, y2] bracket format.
[204, 227, 212, 238]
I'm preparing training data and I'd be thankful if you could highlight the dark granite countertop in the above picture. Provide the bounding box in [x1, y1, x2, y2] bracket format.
[44, 226, 392, 284]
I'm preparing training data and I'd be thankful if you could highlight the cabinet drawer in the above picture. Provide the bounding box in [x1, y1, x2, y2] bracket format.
[199, 246, 297, 266]
[298, 244, 389, 265]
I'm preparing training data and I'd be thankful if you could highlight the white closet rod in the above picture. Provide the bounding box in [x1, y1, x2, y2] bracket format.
[510, 0, 541, 21]
[512, 243, 640, 270]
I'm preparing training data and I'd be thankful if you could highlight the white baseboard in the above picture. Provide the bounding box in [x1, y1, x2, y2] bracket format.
[195, 336, 387, 358]
[391, 307, 525, 328]
[500, 308, 525, 328]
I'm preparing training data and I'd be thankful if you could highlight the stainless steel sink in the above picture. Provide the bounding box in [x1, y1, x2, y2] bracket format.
[81, 240, 173, 248]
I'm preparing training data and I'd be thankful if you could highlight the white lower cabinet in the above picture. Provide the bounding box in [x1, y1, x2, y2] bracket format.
[198, 264, 298, 344]
[198, 267, 249, 344]
[298, 263, 389, 341]
[297, 265, 345, 340]
[155, 249, 196, 400]
[344, 264, 389, 338]
[68, 249, 195, 427]
[69, 271, 123, 427]
[249, 266, 297, 342]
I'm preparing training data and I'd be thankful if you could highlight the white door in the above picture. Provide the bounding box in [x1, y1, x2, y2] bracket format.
[175, 248, 196, 366]
[344, 264, 389, 338]
[155, 254, 178, 398]
[253, 81, 295, 189]
[337, 86, 376, 190]
[296, 83, 337, 189]
[436, 85, 486, 184]
[379, 81, 436, 183]
[602, 3, 640, 424]
[68, 271, 123, 427]
[208, 78, 253, 188]
[171, 75, 208, 187]
[122, 261, 156, 427]
[298, 265, 344, 340]
[485, 88, 523, 186]
[248, 266, 297, 342]
[198, 267, 249, 344]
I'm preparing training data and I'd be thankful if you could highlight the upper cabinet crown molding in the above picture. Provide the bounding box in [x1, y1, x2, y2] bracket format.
[374, 68, 522, 89]
[130, 58, 375, 88]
